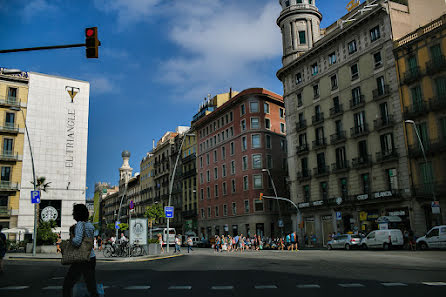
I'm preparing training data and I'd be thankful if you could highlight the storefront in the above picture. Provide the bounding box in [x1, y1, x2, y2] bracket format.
[321, 215, 334, 246]
[304, 217, 315, 246]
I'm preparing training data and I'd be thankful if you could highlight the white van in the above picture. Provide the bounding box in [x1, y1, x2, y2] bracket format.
[416, 225, 446, 250]
[361, 229, 404, 250]
[149, 228, 176, 245]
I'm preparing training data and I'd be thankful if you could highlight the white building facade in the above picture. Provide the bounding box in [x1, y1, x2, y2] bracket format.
[17, 72, 89, 238]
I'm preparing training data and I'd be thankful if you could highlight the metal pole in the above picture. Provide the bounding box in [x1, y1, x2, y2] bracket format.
[116, 181, 129, 241]
[263, 169, 283, 235]
[0, 43, 86, 54]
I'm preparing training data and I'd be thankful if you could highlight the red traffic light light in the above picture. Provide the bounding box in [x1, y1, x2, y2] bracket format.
[259, 193, 263, 201]
[85, 27, 99, 59]
[86, 28, 95, 37]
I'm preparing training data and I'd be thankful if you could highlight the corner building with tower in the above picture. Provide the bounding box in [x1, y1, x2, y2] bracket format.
[276, 0, 446, 246]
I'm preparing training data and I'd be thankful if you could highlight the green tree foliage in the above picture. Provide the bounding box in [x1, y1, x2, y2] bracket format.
[144, 204, 165, 224]
[31, 176, 51, 192]
[36, 220, 58, 245]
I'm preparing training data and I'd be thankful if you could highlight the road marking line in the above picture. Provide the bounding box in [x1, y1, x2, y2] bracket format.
[103, 286, 111, 289]
[125, 286, 151, 290]
[211, 286, 234, 290]
[0, 286, 30, 290]
[52, 277, 64, 280]
[338, 283, 365, 288]
[168, 286, 192, 290]
[255, 285, 278, 289]
[43, 286, 62, 290]
[382, 283, 408, 287]
[297, 284, 320, 288]
[423, 282, 446, 286]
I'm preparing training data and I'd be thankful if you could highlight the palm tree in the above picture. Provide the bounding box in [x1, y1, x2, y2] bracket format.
[31, 176, 51, 192]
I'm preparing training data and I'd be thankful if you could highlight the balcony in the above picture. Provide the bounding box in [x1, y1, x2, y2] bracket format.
[412, 181, 446, 198]
[182, 153, 196, 163]
[429, 95, 446, 111]
[296, 144, 309, 156]
[403, 102, 429, 120]
[374, 115, 394, 131]
[297, 170, 312, 182]
[312, 138, 327, 150]
[0, 96, 21, 108]
[330, 131, 346, 145]
[350, 124, 369, 138]
[296, 120, 307, 132]
[352, 155, 372, 169]
[0, 181, 19, 191]
[331, 160, 350, 173]
[408, 138, 446, 158]
[0, 151, 22, 162]
[0, 123, 19, 134]
[329, 104, 344, 118]
[376, 150, 399, 163]
[313, 166, 330, 178]
[0, 206, 10, 216]
[182, 169, 197, 179]
[312, 113, 324, 125]
[426, 55, 446, 75]
[403, 67, 422, 85]
[372, 85, 391, 102]
[350, 95, 365, 110]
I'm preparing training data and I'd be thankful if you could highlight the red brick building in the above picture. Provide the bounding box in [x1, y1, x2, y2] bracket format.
[193, 88, 290, 239]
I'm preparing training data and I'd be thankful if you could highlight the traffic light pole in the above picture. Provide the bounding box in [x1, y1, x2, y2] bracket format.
[0, 43, 86, 54]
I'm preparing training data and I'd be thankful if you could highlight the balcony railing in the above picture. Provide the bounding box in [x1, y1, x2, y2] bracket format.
[350, 124, 369, 138]
[330, 131, 346, 145]
[403, 102, 429, 119]
[352, 155, 372, 169]
[0, 95, 21, 108]
[312, 138, 327, 150]
[408, 137, 446, 157]
[296, 120, 307, 132]
[182, 169, 197, 179]
[412, 181, 446, 198]
[426, 55, 446, 75]
[403, 66, 422, 85]
[329, 104, 344, 118]
[0, 123, 19, 134]
[331, 160, 350, 173]
[350, 95, 365, 110]
[312, 113, 324, 125]
[296, 144, 309, 155]
[376, 150, 399, 163]
[0, 151, 22, 161]
[182, 153, 196, 163]
[372, 85, 390, 101]
[429, 95, 446, 111]
[374, 115, 394, 131]
[0, 181, 19, 190]
[297, 170, 312, 181]
[313, 166, 330, 177]
[0, 206, 10, 216]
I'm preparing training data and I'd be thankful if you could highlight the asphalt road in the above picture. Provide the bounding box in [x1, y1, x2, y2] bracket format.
[1, 249, 446, 297]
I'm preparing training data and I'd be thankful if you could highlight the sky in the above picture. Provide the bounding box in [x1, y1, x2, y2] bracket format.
[0, 0, 347, 198]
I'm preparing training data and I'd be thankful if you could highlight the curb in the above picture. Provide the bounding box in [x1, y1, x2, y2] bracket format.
[6, 254, 184, 263]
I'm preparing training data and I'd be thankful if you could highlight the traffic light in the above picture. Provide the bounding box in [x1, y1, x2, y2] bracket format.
[85, 27, 99, 58]
[259, 193, 263, 201]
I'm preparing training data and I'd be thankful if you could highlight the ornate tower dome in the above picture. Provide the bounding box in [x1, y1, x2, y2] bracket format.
[119, 150, 133, 183]
[277, 0, 323, 66]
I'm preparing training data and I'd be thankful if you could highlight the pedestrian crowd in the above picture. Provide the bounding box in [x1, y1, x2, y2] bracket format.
[210, 232, 300, 252]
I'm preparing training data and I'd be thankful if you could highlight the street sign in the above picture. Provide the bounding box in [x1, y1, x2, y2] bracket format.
[432, 201, 441, 214]
[115, 221, 120, 229]
[129, 200, 134, 209]
[336, 211, 342, 221]
[278, 219, 284, 228]
[31, 190, 41, 204]
[164, 206, 174, 218]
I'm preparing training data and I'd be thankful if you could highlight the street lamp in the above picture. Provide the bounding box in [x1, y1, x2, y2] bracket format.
[261, 169, 283, 235]
[10, 106, 38, 256]
[166, 131, 195, 253]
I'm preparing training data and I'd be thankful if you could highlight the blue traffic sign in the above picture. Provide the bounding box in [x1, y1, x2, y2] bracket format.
[115, 221, 120, 229]
[31, 190, 41, 204]
[336, 211, 342, 221]
[164, 206, 174, 218]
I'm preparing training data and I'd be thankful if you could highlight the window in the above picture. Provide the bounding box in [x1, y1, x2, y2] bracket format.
[348, 40, 357, 54]
[320, 182, 328, 200]
[214, 150, 218, 162]
[222, 164, 227, 177]
[208, 207, 211, 218]
[223, 204, 228, 216]
[328, 52, 337, 65]
[266, 135, 271, 149]
[298, 31, 306, 44]
[411, 86, 423, 109]
[201, 208, 205, 219]
[200, 173, 204, 184]
[230, 142, 234, 155]
[242, 156, 248, 170]
[380, 133, 394, 154]
[242, 136, 247, 151]
[232, 202, 237, 215]
[313, 84, 320, 98]
[221, 146, 226, 160]
[252, 154, 262, 169]
[244, 200, 250, 213]
[370, 25, 380, 42]
[316, 152, 326, 171]
[207, 187, 211, 199]
[303, 185, 310, 202]
[358, 140, 368, 160]
[200, 189, 204, 200]
[255, 200, 264, 212]
[231, 160, 236, 175]
[7, 87, 17, 100]
[374, 51, 382, 68]
[440, 117, 446, 140]
[352, 87, 362, 105]
[266, 155, 273, 169]
[206, 170, 210, 182]
[386, 168, 398, 190]
[206, 154, 210, 165]
[297, 93, 303, 107]
[5, 113, 15, 128]
[251, 117, 260, 129]
[280, 139, 286, 151]
[214, 167, 218, 180]
[223, 182, 227, 195]
[284, 0, 290, 6]
[250, 101, 259, 113]
[231, 179, 236, 193]
[296, 72, 302, 84]
[1, 166, 11, 182]
[340, 178, 348, 198]
[331, 75, 338, 90]
[311, 63, 319, 76]
[215, 184, 219, 198]
[280, 123, 286, 133]
[230, 111, 233, 122]
[435, 77, 446, 98]
[279, 108, 284, 118]
[243, 176, 249, 191]
[361, 173, 370, 194]
[351, 63, 359, 80]
[377, 76, 385, 95]
[215, 206, 219, 217]
[240, 104, 246, 116]
[264, 102, 270, 114]
[253, 175, 263, 189]
[265, 118, 271, 129]
[252, 134, 261, 148]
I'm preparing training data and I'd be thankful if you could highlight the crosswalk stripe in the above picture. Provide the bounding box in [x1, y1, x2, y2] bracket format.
[422, 282, 446, 286]
[297, 284, 320, 288]
[43, 286, 62, 290]
[255, 285, 278, 289]
[382, 283, 408, 287]
[125, 286, 151, 290]
[168, 286, 192, 290]
[0, 286, 30, 290]
[211, 286, 234, 290]
[338, 283, 365, 288]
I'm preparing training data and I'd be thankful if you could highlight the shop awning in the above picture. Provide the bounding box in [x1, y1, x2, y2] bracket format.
[376, 216, 402, 223]
[2, 227, 29, 234]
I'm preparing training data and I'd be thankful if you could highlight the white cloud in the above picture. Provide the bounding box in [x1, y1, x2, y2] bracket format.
[87, 76, 115, 95]
[23, 0, 58, 20]
[94, 0, 161, 27]
[102, 48, 129, 59]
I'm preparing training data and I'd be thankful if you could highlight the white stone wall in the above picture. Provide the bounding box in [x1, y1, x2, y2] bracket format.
[17, 72, 89, 235]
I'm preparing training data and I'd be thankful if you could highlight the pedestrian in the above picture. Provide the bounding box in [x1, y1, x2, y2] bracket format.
[94, 237, 98, 250]
[97, 236, 102, 251]
[56, 233, 62, 253]
[286, 233, 291, 250]
[0, 225, 6, 274]
[187, 236, 193, 253]
[292, 232, 299, 251]
[290, 232, 296, 251]
[62, 204, 98, 297]
[311, 234, 317, 247]
[158, 234, 164, 253]
[174, 235, 181, 253]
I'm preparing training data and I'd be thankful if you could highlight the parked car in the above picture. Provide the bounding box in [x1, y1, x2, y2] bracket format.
[416, 225, 446, 250]
[327, 234, 362, 250]
[360, 229, 404, 250]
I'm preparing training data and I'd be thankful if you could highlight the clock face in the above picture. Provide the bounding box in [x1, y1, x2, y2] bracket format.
[41, 206, 58, 222]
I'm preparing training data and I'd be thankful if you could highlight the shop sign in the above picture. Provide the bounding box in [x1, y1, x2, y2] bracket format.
[359, 211, 368, 221]
[299, 202, 310, 208]
[357, 194, 369, 201]
[432, 201, 441, 214]
[388, 211, 405, 216]
[367, 213, 379, 220]
[322, 215, 332, 220]
[313, 200, 324, 206]
[374, 191, 393, 199]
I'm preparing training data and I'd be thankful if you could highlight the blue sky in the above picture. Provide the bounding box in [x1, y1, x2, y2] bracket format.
[0, 0, 347, 197]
